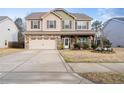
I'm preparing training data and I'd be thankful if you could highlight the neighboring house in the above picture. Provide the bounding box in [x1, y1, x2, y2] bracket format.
[103, 17, 124, 47]
[25, 8, 95, 49]
[0, 16, 18, 48]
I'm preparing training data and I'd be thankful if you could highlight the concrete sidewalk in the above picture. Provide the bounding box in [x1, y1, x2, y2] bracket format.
[68, 63, 124, 73]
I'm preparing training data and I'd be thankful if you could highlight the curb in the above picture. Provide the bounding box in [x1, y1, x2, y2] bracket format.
[58, 50, 74, 72]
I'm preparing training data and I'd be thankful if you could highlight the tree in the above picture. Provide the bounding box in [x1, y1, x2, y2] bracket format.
[15, 18, 25, 48]
[92, 20, 103, 48]
[15, 18, 24, 32]
[92, 20, 103, 32]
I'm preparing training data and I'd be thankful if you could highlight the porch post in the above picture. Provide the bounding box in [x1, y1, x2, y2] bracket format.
[57, 36, 62, 49]
[93, 35, 96, 43]
[88, 36, 92, 48]
[70, 36, 73, 49]
[25, 34, 29, 49]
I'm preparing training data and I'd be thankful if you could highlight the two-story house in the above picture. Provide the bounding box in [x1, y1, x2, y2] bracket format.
[0, 16, 18, 48]
[25, 8, 95, 49]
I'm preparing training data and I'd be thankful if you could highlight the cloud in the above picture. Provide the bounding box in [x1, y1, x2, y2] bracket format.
[96, 8, 124, 22]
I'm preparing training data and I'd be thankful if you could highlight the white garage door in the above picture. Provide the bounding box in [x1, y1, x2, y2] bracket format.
[29, 39, 56, 49]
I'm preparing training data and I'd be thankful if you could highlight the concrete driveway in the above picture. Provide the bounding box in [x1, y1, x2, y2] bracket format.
[0, 50, 91, 84]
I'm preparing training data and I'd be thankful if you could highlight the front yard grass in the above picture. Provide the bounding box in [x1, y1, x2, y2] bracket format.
[79, 72, 124, 84]
[59, 48, 124, 63]
[0, 48, 24, 56]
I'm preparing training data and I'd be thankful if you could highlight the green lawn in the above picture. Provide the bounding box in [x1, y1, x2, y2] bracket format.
[79, 72, 124, 84]
[59, 48, 124, 63]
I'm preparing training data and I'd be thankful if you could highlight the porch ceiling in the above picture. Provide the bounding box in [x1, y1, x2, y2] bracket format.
[25, 31, 95, 36]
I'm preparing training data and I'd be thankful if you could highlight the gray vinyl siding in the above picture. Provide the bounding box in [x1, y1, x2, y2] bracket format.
[103, 19, 124, 47]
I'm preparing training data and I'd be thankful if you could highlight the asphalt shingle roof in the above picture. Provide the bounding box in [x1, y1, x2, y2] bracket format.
[71, 13, 93, 20]
[113, 17, 124, 22]
[25, 12, 47, 19]
[0, 16, 8, 21]
[25, 9, 93, 20]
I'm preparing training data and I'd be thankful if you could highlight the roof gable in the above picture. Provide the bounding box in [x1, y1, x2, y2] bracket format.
[103, 17, 124, 29]
[53, 8, 76, 19]
[41, 11, 62, 19]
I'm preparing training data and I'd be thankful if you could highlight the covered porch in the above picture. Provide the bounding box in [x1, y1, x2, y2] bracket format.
[58, 35, 95, 49]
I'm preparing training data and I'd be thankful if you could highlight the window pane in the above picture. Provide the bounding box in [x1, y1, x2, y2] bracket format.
[31, 20, 40, 29]
[63, 20, 71, 29]
[47, 20, 56, 28]
[77, 21, 87, 30]
[79, 37, 88, 44]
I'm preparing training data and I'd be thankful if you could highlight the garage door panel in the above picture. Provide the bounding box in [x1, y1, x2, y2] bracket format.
[29, 39, 56, 49]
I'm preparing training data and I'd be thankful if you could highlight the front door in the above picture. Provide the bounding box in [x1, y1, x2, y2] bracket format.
[64, 37, 69, 48]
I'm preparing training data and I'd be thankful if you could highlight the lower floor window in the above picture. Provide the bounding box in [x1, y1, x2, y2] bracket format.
[78, 37, 88, 44]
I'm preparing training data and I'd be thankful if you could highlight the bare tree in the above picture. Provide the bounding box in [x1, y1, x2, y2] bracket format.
[92, 20, 103, 48]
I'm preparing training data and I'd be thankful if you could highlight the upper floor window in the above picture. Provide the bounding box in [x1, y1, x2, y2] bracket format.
[62, 20, 72, 29]
[31, 20, 40, 29]
[47, 20, 56, 28]
[76, 21, 88, 30]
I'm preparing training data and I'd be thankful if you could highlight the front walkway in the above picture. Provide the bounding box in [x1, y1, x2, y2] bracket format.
[69, 63, 124, 73]
[0, 50, 92, 84]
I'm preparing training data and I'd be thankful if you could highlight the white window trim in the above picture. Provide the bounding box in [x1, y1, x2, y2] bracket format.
[76, 21, 88, 30]
[63, 20, 72, 29]
[31, 20, 40, 29]
[79, 37, 88, 44]
[47, 20, 56, 29]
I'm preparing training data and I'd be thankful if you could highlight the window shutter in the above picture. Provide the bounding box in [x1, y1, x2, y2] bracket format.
[62, 20, 64, 29]
[87, 22, 89, 29]
[54, 20, 56, 28]
[75, 21, 77, 29]
[70, 21, 72, 29]
[31, 21, 33, 29]
[47, 20, 49, 28]
[38, 21, 40, 29]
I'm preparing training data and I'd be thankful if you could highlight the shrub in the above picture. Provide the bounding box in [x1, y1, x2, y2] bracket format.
[74, 43, 80, 49]
[102, 37, 112, 48]
[60, 43, 64, 50]
[8, 41, 24, 48]
[91, 43, 98, 49]
[83, 43, 89, 49]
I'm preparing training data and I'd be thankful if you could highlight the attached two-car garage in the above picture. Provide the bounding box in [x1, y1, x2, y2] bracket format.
[29, 37, 57, 49]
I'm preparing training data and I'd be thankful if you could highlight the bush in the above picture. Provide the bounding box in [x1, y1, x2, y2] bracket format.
[74, 43, 80, 49]
[8, 41, 24, 48]
[102, 37, 112, 48]
[59, 43, 64, 50]
[83, 43, 89, 49]
[91, 43, 98, 49]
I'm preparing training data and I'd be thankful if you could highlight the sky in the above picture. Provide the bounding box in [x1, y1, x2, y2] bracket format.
[0, 8, 124, 22]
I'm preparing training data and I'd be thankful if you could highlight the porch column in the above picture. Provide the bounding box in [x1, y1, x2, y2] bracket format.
[88, 36, 92, 48]
[25, 35, 29, 49]
[70, 36, 73, 49]
[57, 36, 62, 49]
[93, 35, 96, 43]
[70, 36, 77, 49]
